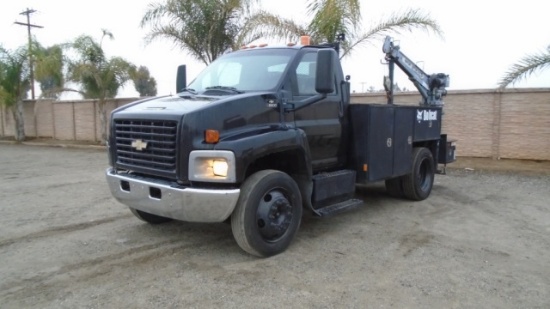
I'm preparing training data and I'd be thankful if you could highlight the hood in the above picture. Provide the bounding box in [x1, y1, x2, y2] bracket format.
[117, 95, 219, 115]
[113, 92, 276, 119]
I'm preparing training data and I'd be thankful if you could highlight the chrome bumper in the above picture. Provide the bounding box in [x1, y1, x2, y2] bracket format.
[105, 168, 240, 222]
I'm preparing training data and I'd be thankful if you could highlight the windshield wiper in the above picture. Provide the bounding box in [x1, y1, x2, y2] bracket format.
[205, 86, 244, 94]
[178, 88, 197, 95]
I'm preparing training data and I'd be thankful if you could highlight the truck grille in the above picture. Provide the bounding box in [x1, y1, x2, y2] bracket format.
[114, 119, 178, 173]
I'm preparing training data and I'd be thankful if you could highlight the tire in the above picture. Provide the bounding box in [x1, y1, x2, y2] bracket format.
[231, 170, 302, 257]
[402, 147, 435, 201]
[385, 176, 404, 198]
[130, 208, 172, 224]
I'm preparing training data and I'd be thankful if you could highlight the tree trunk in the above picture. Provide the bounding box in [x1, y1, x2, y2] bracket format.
[11, 99, 26, 142]
[98, 99, 108, 145]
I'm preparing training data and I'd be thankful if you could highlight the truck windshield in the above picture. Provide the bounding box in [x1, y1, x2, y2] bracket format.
[187, 49, 297, 94]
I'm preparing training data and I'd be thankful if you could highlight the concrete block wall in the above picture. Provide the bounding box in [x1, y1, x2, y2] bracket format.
[1, 98, 137, 142]
[1, 89, 549, 160]
[498, 91, 550, 160]
[351, 88, 550, 160]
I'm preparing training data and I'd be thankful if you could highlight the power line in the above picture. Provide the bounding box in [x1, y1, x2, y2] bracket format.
[14, 8, 43, 100]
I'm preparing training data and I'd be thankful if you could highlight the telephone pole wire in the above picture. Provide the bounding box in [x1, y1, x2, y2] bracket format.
[14, 8, 43, 100]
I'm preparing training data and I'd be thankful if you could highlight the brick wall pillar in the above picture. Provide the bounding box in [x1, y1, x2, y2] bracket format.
[491, 90, 503, 159]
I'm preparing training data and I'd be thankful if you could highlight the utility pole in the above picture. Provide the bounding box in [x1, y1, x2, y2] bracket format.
[15, 8, 43, 100]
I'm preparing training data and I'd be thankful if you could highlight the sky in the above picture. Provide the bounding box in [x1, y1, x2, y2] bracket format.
[1, 0, 549, 98]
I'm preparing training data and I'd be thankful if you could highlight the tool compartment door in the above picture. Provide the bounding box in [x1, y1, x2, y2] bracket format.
[393, 108, 414, 176]
[413, 107, 443, 141]
[350, 104, 394, 183]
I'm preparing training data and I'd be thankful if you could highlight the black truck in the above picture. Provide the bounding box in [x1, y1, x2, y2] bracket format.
[106, 36, 455, 257]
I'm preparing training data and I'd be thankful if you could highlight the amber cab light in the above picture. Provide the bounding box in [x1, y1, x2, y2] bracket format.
[205, 129, 220, 144]
[300, 36, 311, 45]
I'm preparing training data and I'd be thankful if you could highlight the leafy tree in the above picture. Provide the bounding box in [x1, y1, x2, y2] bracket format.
[66, 30, 135, 144]
[34, 44, 65, 99]
[131, 66, 157, 97]
[254, 1, 443, 59]
[0, 45, 30, 141]
[499, 45, 550, 88]
[140, 0, 267, 64]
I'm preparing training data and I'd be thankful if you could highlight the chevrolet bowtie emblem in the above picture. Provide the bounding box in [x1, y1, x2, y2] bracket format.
[131, 139, 148, 151]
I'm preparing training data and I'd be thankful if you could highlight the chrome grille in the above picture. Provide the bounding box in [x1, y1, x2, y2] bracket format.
[114, 119, 177, 173]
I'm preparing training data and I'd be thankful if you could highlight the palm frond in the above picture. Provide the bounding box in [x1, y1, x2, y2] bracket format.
[100, 29, 115, 47]
[237, 11, 307, 48]
[144, 24, 211, 64]
[307, 0, 361, 43]
[140, 2, 169, 27]
[499, 47, 550, 88]
[307, 0, 360, 24]
[340, 8, 443, 58]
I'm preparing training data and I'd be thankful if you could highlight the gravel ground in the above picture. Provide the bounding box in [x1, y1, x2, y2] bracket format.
[0, 144, 549, 308]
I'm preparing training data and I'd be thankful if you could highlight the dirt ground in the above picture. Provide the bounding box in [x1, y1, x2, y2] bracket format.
[0, 143, 549, 308]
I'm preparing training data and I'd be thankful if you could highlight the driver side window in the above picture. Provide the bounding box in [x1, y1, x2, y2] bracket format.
[293, 52, 337, 96]
[293, 53, 317, 96]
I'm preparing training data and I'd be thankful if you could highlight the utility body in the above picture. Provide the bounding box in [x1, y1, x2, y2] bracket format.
[106, 36, 456, 257]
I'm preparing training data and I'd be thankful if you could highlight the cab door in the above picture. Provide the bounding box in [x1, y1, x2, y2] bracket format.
[290, 50, 346, 172]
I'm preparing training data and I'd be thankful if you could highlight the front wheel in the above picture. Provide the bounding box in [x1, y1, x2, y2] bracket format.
[231, 170, 302, 257]
[402, 147, 435, 201]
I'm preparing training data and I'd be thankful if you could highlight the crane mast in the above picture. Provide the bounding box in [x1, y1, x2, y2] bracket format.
[383, 36, 450, 106]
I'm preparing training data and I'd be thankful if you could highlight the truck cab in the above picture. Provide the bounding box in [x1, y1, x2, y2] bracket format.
[180, 44, 350, 173]
[105, 37, 455, 257]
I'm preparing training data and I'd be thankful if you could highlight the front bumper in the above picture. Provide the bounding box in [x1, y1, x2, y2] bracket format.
[105, 168, 240, 222]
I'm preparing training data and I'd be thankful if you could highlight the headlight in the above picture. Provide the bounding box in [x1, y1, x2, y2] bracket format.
[212, 160, 229, 177]
[189, 150, 236, 183]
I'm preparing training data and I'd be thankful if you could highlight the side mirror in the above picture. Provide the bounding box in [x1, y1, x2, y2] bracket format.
[176, 65, 187, 93]
[315, 49, 335, 94]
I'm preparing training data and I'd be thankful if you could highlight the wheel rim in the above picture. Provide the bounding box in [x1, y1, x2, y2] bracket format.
[417, 157, 433, 192]
[255, 189, 293, 242]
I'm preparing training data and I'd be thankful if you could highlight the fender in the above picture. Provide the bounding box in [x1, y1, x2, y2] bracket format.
[214, 128, 312, 183]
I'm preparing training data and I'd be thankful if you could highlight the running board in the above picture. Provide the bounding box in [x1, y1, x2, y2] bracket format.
[315, 198, 363, 217]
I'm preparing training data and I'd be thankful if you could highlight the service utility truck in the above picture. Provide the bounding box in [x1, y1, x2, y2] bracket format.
[106, 36, 456, 257]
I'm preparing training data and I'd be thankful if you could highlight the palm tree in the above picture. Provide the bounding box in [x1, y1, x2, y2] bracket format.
[66, 30, 135, 144]
[34, 43, 65, 99]
[140, 0, 268, 65]
[0, 45, 30, 142]
[251, 1, 443, 59]
[499, 45, 550, 88]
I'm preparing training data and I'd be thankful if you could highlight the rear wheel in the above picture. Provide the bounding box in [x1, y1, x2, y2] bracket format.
[130, 208, 172, 224]
[231, 170, 302, 257]
[403, 147, 435, 201]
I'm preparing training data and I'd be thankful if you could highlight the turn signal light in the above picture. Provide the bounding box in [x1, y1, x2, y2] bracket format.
[205, 129, 220, 144]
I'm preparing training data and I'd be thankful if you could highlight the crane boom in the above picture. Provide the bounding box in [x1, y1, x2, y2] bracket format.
[383, 36, 449, 106]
